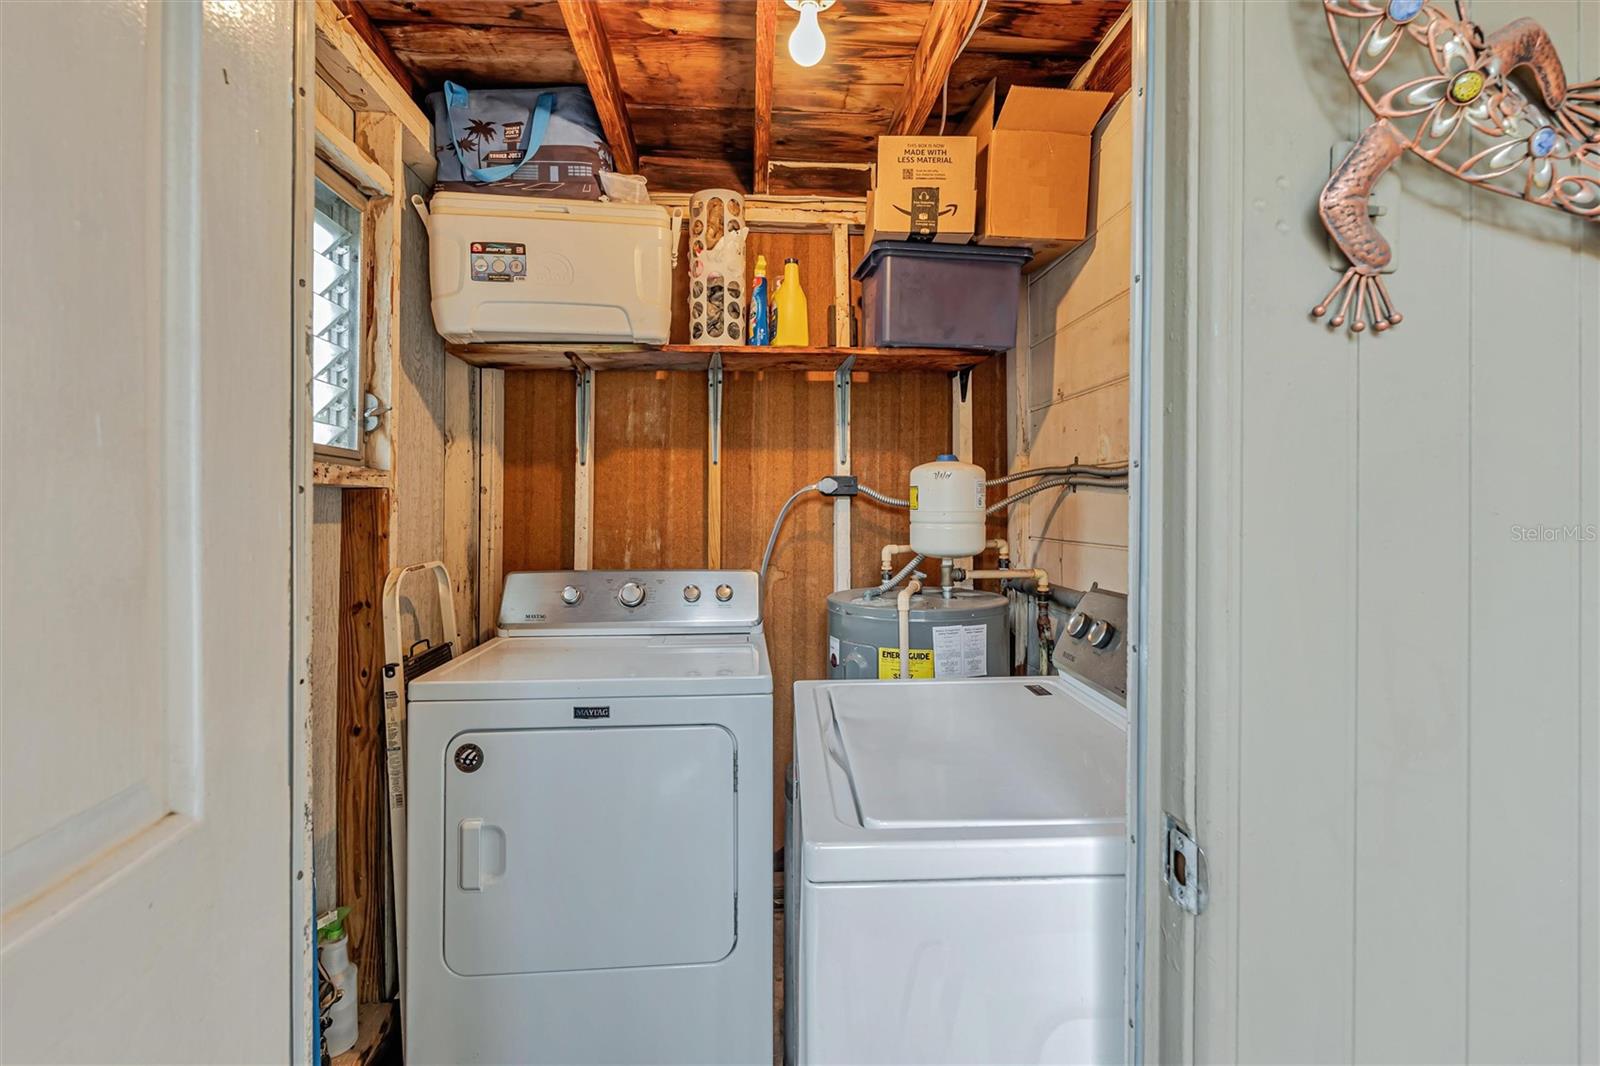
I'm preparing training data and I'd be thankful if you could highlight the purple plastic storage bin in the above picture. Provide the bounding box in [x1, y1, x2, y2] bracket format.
[853, 241, 1032, 350]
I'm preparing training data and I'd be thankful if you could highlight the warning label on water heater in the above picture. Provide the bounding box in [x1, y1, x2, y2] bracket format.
[931, 624, 988, 678]
[877, 646, 933, 679]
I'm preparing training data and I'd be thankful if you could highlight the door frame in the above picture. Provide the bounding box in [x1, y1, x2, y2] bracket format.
[1132, 0, 1205, 1062]
[290, 0, 318, 1060]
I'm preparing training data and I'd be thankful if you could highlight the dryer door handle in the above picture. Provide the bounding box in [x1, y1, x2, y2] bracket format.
[459, 818, 506, 891]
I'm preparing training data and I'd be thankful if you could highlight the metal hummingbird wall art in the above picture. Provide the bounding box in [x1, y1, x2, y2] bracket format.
[1314, 0, 1599, 334]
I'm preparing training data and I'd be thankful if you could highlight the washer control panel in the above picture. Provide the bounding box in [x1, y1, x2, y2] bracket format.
[1052, 584, 1128, 702]
[499, 570, 761, 632]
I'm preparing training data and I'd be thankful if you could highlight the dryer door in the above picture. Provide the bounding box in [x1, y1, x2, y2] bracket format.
[443, 723, 737, 975]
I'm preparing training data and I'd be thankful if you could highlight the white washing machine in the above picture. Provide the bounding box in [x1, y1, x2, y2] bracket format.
[787, 676, 1127, 1065]
[406, 570, 772, 1065]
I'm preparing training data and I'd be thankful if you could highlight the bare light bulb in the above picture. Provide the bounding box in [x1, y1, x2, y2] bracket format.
[788, 1, 826, 67]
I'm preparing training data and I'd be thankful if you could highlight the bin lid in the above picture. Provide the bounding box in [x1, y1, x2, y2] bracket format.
[426, 191, 669, 228]
[853, 240, 1033, 281]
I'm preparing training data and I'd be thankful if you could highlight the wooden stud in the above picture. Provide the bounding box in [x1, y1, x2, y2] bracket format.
[336, 487, 390, 1004]
[573, 365, 596, 569]
[330, 0, 414, 97]
[556, 0, 639, 174]
[831, 223, 852, 347]
[314, 0, 433, 181]
[649, 193, 865, 230]
[477, 369, 505, 642]
[313, 461, 393, 489]
[1070, 7, 1134, 99]
[315, 114, 393, 198]
[443, 357, 480, 649]
[754, 0, 778, 195]
[355, 113, 403, 567]
[888, 0, 985, 136]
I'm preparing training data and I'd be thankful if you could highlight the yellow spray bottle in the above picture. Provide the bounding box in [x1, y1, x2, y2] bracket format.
[771, 256, 809, 346]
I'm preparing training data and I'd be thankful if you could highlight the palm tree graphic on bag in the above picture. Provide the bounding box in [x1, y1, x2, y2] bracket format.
[463, 119, 498, 168]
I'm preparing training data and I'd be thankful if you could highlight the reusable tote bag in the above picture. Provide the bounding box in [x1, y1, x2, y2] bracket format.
[427, 82, 614, 200]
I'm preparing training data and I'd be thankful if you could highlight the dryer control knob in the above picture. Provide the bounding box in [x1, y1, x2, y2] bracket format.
[618, 581, 646, 608]
[683, 584, 701, 603]
[715, 584, 734, 602]
[560, 584, 582, 606]
[1087, 618, 1116, 648]
[1064, 610, 1091, 639]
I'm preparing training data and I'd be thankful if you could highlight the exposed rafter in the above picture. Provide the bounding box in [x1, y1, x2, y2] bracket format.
[556, 0, 639, 174]
[333, 1, 414, 97]
[888, 0, 985, 136]
[754, 0, 778, 194]
[1069, 6, 1133, 99]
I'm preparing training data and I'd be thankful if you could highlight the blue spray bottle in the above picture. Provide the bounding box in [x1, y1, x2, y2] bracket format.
[748, 254, 771, 346]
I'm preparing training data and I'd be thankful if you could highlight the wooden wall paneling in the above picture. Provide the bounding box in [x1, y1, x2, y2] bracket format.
[591, 370, 709, 569]
[478, 369, 506, 641]
[311, 487, 344, 913]
[745, 231, 834, 345]
[336, 487, 391, 1003]
[395, 167, 448, 650]
[970, 353, 1010, 559]
[722, 372, 836, 844]
[501, 370, 575, 578]
[849, 372, 952, 589]
[443, 357, 479, 648]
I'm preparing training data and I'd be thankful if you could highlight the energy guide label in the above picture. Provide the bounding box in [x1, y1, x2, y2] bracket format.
[471, 241, 527, 282]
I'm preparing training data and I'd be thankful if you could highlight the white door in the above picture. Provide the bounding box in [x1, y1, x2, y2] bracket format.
[2, 2, 298, 1062]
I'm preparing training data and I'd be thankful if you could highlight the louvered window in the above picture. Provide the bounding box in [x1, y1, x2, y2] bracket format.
[312, 177, 363, 455]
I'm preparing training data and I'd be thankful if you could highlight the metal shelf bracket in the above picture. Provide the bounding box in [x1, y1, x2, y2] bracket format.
[834, 355, 855, 469]
[574, 361, 594, 466]
[708, 351, 724, 466]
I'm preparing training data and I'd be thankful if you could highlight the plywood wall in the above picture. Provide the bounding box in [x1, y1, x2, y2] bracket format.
[500, 328, 1007, 844]
[1009, 94, 1133, 594]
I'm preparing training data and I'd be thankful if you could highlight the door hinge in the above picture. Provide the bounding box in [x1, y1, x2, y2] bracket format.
[1164, 813, 1206, 915]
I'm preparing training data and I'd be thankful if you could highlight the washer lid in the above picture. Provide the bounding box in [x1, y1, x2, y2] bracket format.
[794, 678, 1127, 883]
[829, 682, 1124, 829]
[408, 632, 772, 701]
[832, 675, 1120, 825]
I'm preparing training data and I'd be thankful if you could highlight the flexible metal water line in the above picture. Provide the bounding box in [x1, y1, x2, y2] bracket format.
[984, 463, 1129, 487]
[986, 474, 1129, 515]
[760, 481, 910, 589]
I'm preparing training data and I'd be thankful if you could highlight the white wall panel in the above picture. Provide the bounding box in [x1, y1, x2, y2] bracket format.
[1181, 2, 1600, 1062]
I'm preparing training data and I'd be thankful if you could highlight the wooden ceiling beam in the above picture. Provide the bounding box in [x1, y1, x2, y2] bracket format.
[1069, 7, 1133, 99]
[556, 0, 640, 174]
[754, 0, 778, 194]
[332, 1, 415, 98]
[888, 0, 985, 136]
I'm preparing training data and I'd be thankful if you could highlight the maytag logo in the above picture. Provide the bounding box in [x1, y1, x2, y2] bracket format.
[574, 706, 610, 720]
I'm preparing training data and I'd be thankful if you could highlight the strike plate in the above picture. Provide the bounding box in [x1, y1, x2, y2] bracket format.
[1165, 813, 1206, 915]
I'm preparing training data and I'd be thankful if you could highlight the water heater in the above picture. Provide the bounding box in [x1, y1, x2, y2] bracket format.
[909, 455, 986, 558]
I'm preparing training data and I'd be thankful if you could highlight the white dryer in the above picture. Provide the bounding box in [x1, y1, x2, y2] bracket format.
[787, 676, 1128, 1065]
[406, 570, 772, 1065]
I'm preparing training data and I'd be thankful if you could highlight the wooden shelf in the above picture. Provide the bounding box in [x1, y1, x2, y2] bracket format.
[445, 343, 995, 374]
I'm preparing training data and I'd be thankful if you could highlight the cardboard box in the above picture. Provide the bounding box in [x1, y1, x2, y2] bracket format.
[960, 81, 1113, 245]
[865, 136, 976, 245]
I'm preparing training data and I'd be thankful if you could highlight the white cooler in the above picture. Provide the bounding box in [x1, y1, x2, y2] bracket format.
[419, 192, 674, 344]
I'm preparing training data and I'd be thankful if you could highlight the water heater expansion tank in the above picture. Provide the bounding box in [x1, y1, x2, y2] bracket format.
[909, 455, 987, 558]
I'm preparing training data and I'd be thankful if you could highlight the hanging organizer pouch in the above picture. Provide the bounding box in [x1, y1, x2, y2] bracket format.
[427, 83, 615, 201]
